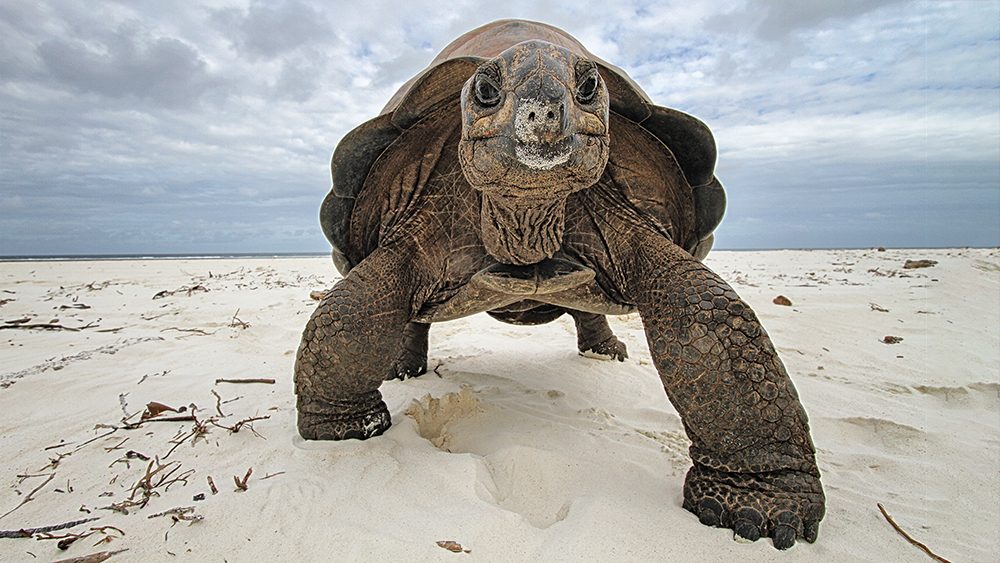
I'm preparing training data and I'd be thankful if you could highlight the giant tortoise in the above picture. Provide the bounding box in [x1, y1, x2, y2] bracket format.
[295, 19, 824, 549]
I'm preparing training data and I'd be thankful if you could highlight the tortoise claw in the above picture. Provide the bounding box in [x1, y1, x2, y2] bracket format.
[772, 511, 802, 549]
[732, 508, 763, 542]
[683, 464, 824, 550]
[697, 498, 724, 527]
[803, 519, 820, 543]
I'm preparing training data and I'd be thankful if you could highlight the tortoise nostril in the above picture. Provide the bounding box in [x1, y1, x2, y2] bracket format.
[546, 110, 555, 120]
[528, 112, 536, 122]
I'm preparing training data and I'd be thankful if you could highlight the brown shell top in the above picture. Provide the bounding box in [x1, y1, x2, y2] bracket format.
[322, 20, 726, 273]
[381, 20, 652, 119]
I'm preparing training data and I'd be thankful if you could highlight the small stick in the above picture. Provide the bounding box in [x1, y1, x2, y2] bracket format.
[211, 390, 225, 417]
[261, 472, 285, 480]
[122, 415, 196, 430]
[0, 517, 101, 538]
[234, 468, 252, 492]
[877, 503, 953, 563]
[50, 548, 128, 563]
[1, 473, 56, 520]
[207, 476, 218, 495]
[44, 441, 73, 451]
[215, 378, 275, 384]
[160, 327, 214, 335]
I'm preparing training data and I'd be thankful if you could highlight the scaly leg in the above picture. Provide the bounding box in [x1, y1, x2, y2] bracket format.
[295, 247, 419, 440]
[623, 234, 824, 549]
[568, 310, 628, 361]
[389, 322, 430, 380]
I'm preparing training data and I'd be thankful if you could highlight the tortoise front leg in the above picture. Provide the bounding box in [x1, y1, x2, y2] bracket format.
[295, 247, 419, 440]
[624, 237, 824, 549]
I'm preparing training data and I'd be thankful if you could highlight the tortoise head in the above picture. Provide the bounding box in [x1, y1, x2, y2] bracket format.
[458, 40, 610, 200]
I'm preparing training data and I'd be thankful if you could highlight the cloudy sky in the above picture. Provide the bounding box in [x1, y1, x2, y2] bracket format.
[1, 0, 997, 256]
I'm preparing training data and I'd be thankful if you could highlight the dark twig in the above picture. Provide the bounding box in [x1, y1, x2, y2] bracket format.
[211, 415, 269, 437]
[877, 503, 953, 563]
[50, 548, 128, 563]
[211, 390, 225, 417]
[0, 517, 100, 538]
[160, 327, 215, 336]
[147, 506, 203, 523]
[123, 415, 196, 431]
[0, 321, 99, 332]
[230, 309, 250, 329]
[215, 378, 275, 384]
[234, 468, 252, 492]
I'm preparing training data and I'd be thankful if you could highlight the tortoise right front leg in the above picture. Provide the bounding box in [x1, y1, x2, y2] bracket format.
[568, 310, 628, 361]
[295, 247, 418, 440]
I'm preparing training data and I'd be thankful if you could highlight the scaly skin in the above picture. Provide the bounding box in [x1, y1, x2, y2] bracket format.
[612, 225, 823, 549]
[569, 310, 628, 361]
[295, 246, 418, 440]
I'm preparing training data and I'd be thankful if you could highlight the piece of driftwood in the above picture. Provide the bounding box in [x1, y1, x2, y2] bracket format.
[215, 378, 275, 384]
[0, 517, 100, 538]
[902, 259, 937, 269]
[50, 549, 127, 563]
[0, 321, 99, 331]
[877, 503, 953, 563]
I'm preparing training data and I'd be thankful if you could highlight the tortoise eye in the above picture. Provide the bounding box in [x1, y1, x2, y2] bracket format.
[474, 73, 501, 107]
[575, 69, 599, 104]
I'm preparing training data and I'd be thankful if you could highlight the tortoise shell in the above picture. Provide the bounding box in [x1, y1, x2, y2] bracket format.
[321, 19, 725, 274]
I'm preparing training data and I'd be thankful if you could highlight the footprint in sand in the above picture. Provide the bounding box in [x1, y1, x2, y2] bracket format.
[403, 389, 578, 528]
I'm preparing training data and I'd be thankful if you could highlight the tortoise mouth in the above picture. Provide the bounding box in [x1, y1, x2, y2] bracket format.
[513, 136, 578, 170]
[458, 132, 608, 195]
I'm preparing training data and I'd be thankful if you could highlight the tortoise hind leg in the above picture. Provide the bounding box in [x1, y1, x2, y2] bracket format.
[569, 310, 628, 361]
[389, 322, 430, 380]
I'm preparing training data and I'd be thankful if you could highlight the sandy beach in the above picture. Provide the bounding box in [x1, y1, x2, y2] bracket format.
[1, 248, 997, 562]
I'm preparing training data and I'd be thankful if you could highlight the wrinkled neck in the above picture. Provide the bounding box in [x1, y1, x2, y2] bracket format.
[480, 193, 567, 265]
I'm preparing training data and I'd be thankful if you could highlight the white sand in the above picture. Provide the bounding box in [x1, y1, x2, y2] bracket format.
[1, 248, 997, 562]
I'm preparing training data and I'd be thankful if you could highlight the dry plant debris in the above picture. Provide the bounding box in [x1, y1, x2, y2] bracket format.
[437, 540, 472, 553]
[902, 259, 937, 269]
[234, 468, 252, 492]
[50, 549, 128, 563]
[152, 285, 208, 299]
[147, 506, 203, 524]
[881, 336, 904, 344]
[0, 517, 101, 538]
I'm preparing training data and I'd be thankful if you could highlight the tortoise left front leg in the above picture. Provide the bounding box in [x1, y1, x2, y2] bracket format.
[623, 237, 825, 549]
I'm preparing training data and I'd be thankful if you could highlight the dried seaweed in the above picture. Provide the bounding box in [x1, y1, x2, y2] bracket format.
[101, 458, 193, 514]
[147, 506, 203, 524]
